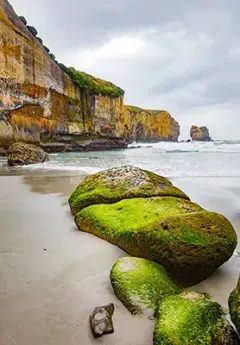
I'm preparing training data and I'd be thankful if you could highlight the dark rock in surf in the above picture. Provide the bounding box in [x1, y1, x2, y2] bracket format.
[8, 142, 49, 166]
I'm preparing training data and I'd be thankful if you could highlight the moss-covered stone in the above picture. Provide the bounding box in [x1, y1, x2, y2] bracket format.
[110, 257, 181, 318]
[154, 292, 236, 345]
[229, 275, 240, 333]
[75, 195, 237, 286]
[69, 166, 189, 215]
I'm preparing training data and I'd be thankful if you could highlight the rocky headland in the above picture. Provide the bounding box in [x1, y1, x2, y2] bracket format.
[0, 0, 180, 153]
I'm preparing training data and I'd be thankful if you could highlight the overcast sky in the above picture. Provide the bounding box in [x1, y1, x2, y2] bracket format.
[9, 0, 240, 139]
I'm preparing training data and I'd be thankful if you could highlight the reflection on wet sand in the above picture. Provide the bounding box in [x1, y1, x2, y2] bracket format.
[22, 174, 86, 197]
[0, 175, 154, 345]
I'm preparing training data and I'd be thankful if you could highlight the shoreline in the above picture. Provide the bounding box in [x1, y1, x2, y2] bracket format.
[0, 172, 240, 344]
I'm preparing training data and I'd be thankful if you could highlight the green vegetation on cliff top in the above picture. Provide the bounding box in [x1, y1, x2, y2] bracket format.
[18, 14, 124, 98]
[125, 105, 165, 115]
[61, 66, 125, 98]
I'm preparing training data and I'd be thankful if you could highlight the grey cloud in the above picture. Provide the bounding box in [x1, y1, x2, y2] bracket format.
[10, 0, 240, 50]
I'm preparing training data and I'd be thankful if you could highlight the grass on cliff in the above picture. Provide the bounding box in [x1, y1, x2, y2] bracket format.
[59, 64, 124, 98]
[125, 105, 165, 115]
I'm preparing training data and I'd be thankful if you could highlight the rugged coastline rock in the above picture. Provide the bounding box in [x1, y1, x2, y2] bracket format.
[190, 125, 211, 141]
[8, 142, 49, 166]
[40, 136, 127, 153]
[0, 0, 180, 152]
[69, 165, 237, 286]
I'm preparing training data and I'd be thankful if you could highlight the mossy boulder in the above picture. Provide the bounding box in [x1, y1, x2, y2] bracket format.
[229, 275, 240, 333]
[8, 142, 49, 166]
[75, 195, 236, 286]
[69, 165, 189, 215]
[110, 257, 181, 318]
[69, 166, 237, 285]
[154, 292, 239, 345]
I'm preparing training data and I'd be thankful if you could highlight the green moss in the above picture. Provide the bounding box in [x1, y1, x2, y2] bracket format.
[229, 276, 240, 333]
[110, 257, 181, 318]
[154, 292, 226, 345]
[75, 196, 237, 286]
[68, 166, 189, 215]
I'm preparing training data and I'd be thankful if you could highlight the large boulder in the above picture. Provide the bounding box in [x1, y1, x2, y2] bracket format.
[190, 125, 211, 141]
[110, 257, 181, 318]
[8, 142, 49, 166]
[154, 292, 239, 345]
[69, 166, 237, 286]
[69, 165, 189, 215]
[229, 276, 240, 333]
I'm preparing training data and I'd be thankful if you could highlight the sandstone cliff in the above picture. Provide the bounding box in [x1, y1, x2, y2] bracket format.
[190, 125, 211, 142]
[124, 106, 180, 142]
[0, 0, 180, 152]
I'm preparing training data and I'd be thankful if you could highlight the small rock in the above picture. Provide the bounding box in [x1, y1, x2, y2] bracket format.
[89, 303, 114, 338]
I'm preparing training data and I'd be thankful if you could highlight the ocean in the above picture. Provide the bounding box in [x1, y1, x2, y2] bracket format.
[1, 140, 240, 177]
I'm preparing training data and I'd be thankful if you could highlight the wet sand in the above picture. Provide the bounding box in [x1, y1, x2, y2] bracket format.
[0, 173, 240, 344]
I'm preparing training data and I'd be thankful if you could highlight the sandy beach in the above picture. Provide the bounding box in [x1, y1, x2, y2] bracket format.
[0, 173, 240, 344]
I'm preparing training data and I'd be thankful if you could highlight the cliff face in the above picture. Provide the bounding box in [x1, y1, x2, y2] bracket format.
[0, 0, 180, 152]
[124, 106, 180, 142]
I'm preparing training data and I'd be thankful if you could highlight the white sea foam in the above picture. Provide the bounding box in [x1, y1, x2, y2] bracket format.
[1, 140, 240, 177]
[128, 140, 240, 153]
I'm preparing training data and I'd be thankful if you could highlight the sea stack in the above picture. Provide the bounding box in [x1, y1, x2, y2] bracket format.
[190, 125, 212, 141]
